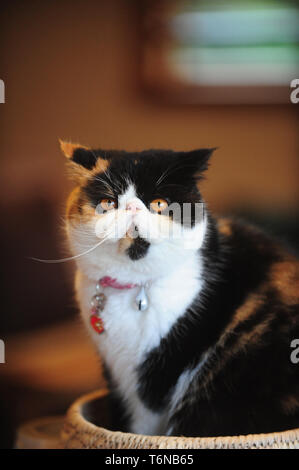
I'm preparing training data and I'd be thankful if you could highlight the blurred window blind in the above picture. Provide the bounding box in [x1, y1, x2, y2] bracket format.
[141, 0, 299, 103]
[168, 0, 299, 86]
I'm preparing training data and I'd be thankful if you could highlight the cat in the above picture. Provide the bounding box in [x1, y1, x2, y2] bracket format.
[62, 140, 299, 437]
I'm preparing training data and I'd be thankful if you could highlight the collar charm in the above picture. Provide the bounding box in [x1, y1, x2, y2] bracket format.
[90, 314, 104, 334]
[135, 285, 149, 311]
[89, 288, 106, 335]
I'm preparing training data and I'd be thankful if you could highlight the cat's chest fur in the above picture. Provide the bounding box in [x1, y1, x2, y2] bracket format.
[76, 256, 202, 435]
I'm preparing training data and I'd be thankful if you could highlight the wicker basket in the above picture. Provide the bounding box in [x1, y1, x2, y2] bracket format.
[61, 389, 299, 449]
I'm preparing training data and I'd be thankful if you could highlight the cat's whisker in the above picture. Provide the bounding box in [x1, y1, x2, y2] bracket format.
[155, 166, 173, 187]
[100, 166, 123, 193]
[155, 162, 184, 187]
[156, 163, 192, 188]
[93, 176, 115, 196]
[29, 228, 115, 264]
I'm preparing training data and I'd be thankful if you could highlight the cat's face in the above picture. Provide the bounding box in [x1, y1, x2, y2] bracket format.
[62, 142, 214, 275]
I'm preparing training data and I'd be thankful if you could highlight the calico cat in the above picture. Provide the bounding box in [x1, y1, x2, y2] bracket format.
[62, 140, 299, 437]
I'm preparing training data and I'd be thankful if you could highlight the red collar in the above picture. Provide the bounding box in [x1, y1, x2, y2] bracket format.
[99, 276, 138, 290]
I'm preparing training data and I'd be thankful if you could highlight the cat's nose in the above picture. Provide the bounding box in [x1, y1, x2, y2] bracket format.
[126, 200, 142, 214]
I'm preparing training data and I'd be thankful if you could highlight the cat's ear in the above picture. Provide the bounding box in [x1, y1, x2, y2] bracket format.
[180, 148, 216, 175]
[59, 140, 96, 169]
[59, 140, 108, 182]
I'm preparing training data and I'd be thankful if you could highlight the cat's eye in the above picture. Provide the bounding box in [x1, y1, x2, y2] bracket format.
[100, 198, 117, 211]
[150, 198, 168, 213]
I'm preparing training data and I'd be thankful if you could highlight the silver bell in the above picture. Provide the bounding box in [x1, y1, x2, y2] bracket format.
[135, 285, 149, 311]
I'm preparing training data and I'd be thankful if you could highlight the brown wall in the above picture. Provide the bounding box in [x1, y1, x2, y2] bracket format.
[0, 0, 298, 213]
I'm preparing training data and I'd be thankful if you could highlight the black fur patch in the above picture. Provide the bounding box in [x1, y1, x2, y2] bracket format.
[72, 148, 98, 169]
[126, 236, 150, 261]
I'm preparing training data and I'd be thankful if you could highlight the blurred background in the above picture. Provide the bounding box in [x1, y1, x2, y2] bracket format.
[0, 0, 298, 448]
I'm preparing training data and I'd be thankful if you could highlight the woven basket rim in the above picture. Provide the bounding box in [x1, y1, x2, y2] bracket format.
[61, 388, 299, 449]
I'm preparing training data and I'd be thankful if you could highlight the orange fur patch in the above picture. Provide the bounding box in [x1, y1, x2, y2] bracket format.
[270, 261, 299, 305]
[219, 293, 264, 346]
[235, 315, 273, 351]
[218, 218, 233, 237]
[66, 187, 96, 225]
[92, 157, 109, 175]
[118, 236, 134, 253]
[66, 186, 82, 222]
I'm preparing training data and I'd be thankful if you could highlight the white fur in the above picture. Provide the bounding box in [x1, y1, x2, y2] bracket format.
[165, 351, 211, 435]
[68, 184, 207, 434]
